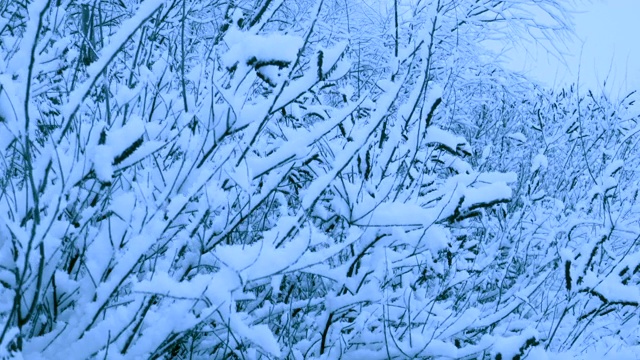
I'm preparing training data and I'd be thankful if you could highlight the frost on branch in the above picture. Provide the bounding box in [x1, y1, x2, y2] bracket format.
[223, 29, 304, 87]
[4, 0, 639, 359]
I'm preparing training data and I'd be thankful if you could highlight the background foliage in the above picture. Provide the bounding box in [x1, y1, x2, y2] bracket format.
[0, 0, 638, 359]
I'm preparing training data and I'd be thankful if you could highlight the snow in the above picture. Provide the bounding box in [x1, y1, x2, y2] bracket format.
[359, 202, 436, 227]
[425, 125, 468, 153]
[531, 153, 549, 172]
[4, 0, 640, 358]
[462, 182, 512, 210]
[211, 217, 309, 281]
[229, 316, 282, 357]
[604, 159, 624, 178]
[491, 327, 539, 360]
[92, 145, 115, 182]
[582, 271, 640, 304]
[507, 132, 527, 143]
[222, 29, 303, 71]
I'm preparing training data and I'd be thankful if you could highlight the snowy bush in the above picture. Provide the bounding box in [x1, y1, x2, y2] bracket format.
[3, 0, 639, 359]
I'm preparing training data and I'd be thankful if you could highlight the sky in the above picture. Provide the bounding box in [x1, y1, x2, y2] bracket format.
[499, 0, 640, 99]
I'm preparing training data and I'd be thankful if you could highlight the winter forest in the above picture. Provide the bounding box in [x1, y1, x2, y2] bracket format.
[1, 0, 639, 359]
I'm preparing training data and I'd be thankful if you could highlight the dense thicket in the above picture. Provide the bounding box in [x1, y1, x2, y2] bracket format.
[0, 0, 638, 359]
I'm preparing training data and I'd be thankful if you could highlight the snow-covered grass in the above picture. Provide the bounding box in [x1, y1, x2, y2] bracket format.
[0, 0, 638, 359]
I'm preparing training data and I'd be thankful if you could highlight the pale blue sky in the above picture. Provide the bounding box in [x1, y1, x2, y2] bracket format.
[501, 0, 640, 98]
